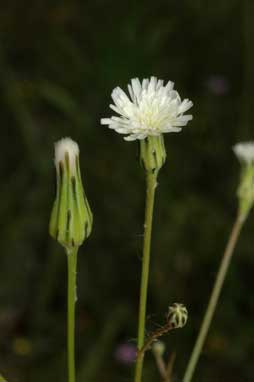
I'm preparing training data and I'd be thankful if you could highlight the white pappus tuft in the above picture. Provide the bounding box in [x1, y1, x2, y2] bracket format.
[54, 137, 80, 175]
[233, 142, 254, 164]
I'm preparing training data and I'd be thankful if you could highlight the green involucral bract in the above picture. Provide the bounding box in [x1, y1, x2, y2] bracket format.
[49, 153, 93, 249]
[237, 163, 254, 221]
[139, 135, 166, 174]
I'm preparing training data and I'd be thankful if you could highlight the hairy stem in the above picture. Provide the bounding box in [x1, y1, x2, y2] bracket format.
[138, 322, 173, 358]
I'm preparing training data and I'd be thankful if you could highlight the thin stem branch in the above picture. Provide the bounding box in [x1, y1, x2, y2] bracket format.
[67, 247, 78, 382]
[134, 172, 157, 382]
[165, 352, 176, 382]
[154, 353, 167, 381]
[183, 215, 244, 382]
[138, 322, 173, 358]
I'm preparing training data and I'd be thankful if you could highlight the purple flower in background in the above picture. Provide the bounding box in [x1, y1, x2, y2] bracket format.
[114, 342, 137, 365]
[206, 75, 230, 95]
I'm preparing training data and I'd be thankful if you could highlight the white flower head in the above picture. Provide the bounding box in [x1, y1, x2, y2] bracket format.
[233, 142, 254, 164]
[101, 76, 193, 141]
[54, 137, 79, 175]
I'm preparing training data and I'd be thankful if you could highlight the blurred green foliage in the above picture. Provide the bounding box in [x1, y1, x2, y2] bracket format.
[0, 0, 253, 381]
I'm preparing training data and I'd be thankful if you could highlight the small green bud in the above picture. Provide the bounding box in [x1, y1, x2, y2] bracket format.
[49, 138, 93, 250]
[139, 135, 166, 174]
[152, 340, 166, 357]
[237, 163, 254, 221]
[233, 143, 254, 222]
[167, 303, 188, 328]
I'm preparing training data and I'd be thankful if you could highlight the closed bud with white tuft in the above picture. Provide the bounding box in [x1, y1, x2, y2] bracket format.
[233, 142, 254, 221]
[49, 138, 93, 250]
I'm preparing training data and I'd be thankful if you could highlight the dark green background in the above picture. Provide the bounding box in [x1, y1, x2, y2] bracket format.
[0, 1, 253, 381]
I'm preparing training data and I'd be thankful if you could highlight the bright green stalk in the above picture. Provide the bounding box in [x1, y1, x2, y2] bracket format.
[135, 171, 157, 382]
[183, 215, 243, 382]
[0, 374, 7, 382]
[134, 136, 166, 382]
[67, 247, 78, 382]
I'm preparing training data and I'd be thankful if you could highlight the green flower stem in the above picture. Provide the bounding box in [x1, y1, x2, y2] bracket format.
[183, 214, 244, 382]
[67, 247, 78, 382]
[0, 374, 7, 382]
[135, 172, 158, 382]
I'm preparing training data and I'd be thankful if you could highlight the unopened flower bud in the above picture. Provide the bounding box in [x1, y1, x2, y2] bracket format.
[233, 142, 254, 222]
[152, 340, 166, 357]
[49, 138, 93, 250]
[140, 135, 166, 174]
[167, 303, 188, 328]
